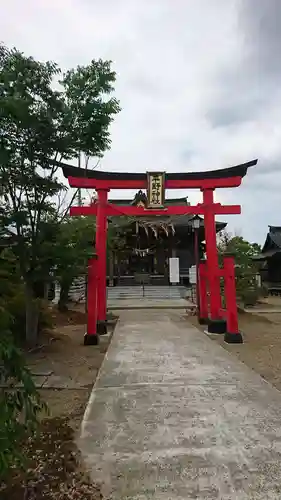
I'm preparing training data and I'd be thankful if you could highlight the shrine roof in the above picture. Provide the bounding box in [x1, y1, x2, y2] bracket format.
[263, 227, 281, 251]
[109, 214, 226, 233]
[146, 214, 226, 231]
[253, 226, 281, 261]
[59, 159, 257, 181]
[107, 192, 226, 231]
[109, 197, 188, 206]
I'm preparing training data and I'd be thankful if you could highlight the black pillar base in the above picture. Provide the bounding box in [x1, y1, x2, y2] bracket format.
[84, 334, 99, 346]
[224, 331, 243, 344]
[97, 320, 107, 335]
[207, 319, 227, 334]
[198, 317, 209, 325]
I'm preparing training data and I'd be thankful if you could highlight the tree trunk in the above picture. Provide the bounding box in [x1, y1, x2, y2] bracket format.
[44, 282, 50, 300]
[58, 280, 71, 312]
[25, 282, 40, 347]
[33, 280, 45, 299]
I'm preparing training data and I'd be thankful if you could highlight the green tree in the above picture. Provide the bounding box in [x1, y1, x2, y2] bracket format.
[0, 43, 120, 345]
[0, 326, 45, 478]
[218, 231, 261, 303]
[107, 217, 129, 253]
[54, 216, 95, 312]
[54, 215, 128, 310]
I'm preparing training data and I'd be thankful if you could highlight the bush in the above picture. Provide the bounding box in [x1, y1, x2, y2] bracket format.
[6, 291, 26, 343]
[0, 308, 46, 478]
[239, 288, 259, 307]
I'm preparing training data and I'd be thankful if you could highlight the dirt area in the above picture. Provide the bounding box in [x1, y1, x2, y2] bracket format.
[259, 296, 281, 307]
[188, 310, 281, 391]
[3, 300, 281, 498]
[244, 295, 281, 311]
[0, 306, 116, 500]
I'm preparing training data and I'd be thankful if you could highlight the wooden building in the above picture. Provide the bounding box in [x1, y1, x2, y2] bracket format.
[107, 190, 226, 286]
[253, 226, 281, 293]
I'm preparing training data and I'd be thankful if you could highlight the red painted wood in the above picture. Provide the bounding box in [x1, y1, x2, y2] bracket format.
[68, 176, 146, 189]
[108, 204, 241, 216]
[70, 203, 241, 217]
[199, 261, 208, 320]
[219, 308, 227, 317]
[66, 168, 246, 339]
[203, 189, 222, 319]
[168, 177, 242, 189]
[95, 190, 108, 324]
[67, 176, 243, 190]
[223, 256, 239, 333]
[87, 258, 97, 336]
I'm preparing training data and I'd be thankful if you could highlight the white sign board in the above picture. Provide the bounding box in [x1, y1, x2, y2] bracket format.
[189, 265, 197, 284]
[169, 258, 179, 283]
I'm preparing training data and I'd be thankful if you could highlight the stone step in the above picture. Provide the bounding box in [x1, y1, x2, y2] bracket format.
[107, 286, 186, 300]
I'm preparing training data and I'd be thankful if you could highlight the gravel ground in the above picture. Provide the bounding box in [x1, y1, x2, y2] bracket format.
[188, 310, 281, 391]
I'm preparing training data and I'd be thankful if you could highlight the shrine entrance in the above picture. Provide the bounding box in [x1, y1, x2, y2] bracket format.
[129, 253, 154, 275]
[60, 159, 257, 345]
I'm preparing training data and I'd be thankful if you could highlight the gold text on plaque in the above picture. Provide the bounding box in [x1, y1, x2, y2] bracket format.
[147, 172, 165, 208]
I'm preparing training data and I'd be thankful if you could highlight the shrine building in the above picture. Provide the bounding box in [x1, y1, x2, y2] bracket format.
[253, 226, 281, 294]
[106, 190, 226, 286]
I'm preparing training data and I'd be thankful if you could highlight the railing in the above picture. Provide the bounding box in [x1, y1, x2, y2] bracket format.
[134, 273, 151, 297]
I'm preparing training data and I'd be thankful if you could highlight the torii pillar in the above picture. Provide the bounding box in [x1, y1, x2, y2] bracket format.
[95, 189, 109, 334]
[202, 188, 225, 332]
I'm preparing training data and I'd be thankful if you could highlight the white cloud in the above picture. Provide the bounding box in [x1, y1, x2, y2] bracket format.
[1, 0, 280, 243]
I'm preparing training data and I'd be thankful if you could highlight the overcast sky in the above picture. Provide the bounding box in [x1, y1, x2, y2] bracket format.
[1, 0, 281, 243]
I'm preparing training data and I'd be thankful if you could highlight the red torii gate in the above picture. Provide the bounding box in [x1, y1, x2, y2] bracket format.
[60, 159, 257, 344]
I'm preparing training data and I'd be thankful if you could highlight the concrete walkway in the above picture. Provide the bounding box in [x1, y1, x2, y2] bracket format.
[79, 310, 281, 499]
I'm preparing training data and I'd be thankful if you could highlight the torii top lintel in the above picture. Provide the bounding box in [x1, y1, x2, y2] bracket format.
[59, 159, 258, 190]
